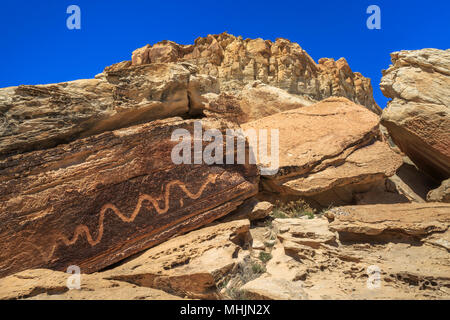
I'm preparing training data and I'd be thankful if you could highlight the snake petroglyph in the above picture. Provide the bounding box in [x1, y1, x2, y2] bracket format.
[2, 173, 219, 268]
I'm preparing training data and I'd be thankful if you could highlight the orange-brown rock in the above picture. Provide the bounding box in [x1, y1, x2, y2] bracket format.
[119, 33, 381, 114]
[241, 97, 402, 204]
[0, 118, 258, 278]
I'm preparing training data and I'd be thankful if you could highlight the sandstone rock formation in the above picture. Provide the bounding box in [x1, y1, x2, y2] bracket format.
[221, 198, 274, 222]
[326, 203, 450, 242]
[242, 97, 402, 205]
[119, 33, 381, 115]
[0, 269, 181, 300]
[0, 63, 219, 158]
[0, 118, 258, 278]
[1, 32, 449, 301]
[263, 204, 450, 299]
[427, 179, 450, 203]
[203, 81, 315, 124]
[1, 203, 449, 300]
[103, 219, 251, 299]
[381, 49, 450, 180]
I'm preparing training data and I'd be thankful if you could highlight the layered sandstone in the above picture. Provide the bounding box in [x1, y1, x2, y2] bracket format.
[0, 269, 181, 300]
[0, 118, 258, 278]
[381, 49, 450, 180]
[119, 33, 381, 114]
[103, 219, 251, 299]
[0, 63, 217, 157]
[242, 97, 402, 205]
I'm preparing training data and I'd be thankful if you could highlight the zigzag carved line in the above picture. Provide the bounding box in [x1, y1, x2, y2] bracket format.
[1, 174, 218, 268]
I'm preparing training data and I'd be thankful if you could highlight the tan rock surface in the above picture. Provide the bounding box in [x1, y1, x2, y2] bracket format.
[203, 81, 314, 124]
[0, 63, 217, 157]
[0, 118, 258, 278]
[260, 205, 450, 299]
[381, 49, 450, 180]
[242, 97, 402, 200]
[428, 179, 450, 203]
[240, 275, 308, 300]
[125, 33, 381, 114]
[327, 203, 450, 238]
[103, 220, 252, 299]
[0, 269, 181, 300]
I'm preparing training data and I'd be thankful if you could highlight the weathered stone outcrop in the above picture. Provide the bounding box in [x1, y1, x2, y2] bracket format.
[268, 206, 450, 299]
[381, 49, 450, 180]
[116, 33, 381, 114]
[326, 203, 450, 241]
[0, 63, 217, 157]
[103, 219, 251, 299]
[242, 97, 402, 204]
[203, 81, 315, 124]
[427, 179, 450, 203]
[0, 269, 181, 300]
[0, 118, 258, 278]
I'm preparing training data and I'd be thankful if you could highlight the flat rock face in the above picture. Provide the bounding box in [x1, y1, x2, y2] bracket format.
[0, 118, 258, 278]
[103, 219, 251, 299]
[269, 208, 450, 299]
[203, 81, 315, 124]
[327, 203, 450, 238]
[0, 269, 181, 300]
[381, 49, 450, 180]
[240, 276, 308, 300]
[241, 97, 402, 198]
[121, 33, 381, 114]
[0, 63, 217, 158]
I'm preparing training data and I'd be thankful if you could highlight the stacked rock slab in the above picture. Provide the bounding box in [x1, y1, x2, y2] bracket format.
[241, 97, 402, 206]
[381, 49, 450, 181]
[0, 118, 258, 278]
[0, 63, 219, 158]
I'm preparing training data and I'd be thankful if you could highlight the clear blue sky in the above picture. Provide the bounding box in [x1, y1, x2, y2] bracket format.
[1, 0, 449, 108]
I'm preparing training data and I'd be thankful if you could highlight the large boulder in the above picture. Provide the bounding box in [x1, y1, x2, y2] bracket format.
[381, 49, 450, 180]
[241, 97, 402, 205]
[0, 118, 258, 278]
[0, 63, 217, 157]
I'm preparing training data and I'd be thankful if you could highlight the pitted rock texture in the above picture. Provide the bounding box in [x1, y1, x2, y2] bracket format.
[0, 118, 258, 278]
[241, 97, 402, 201]
[0, 63, 217, 157]
[381, 49, 450, 180]
[202, 81, 315, 124]
[427, 179, 450, 203]
[119, 32, 381, 114]
[103, 219, 252, 299]
[0, 269, 181, 300]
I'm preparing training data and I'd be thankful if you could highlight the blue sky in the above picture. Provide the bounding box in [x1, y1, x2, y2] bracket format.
[0, 0, 449, 108]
